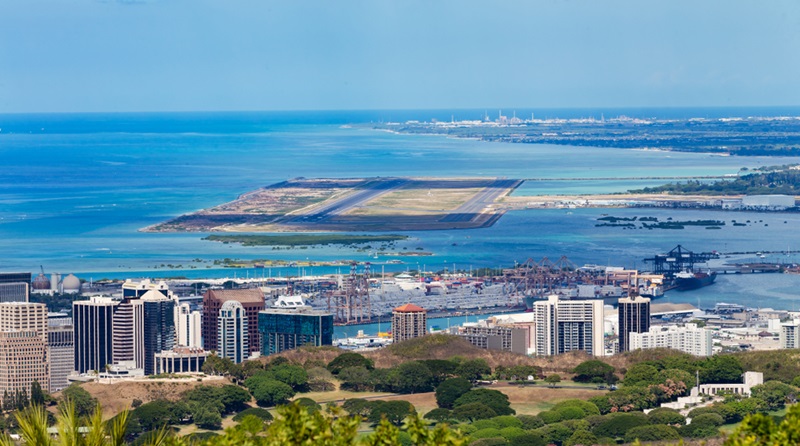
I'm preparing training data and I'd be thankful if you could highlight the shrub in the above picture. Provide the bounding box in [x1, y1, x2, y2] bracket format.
[469, 438, 507, 446]
[624, 424, 681, 443]
[551, 399, 601, 417]
[537, 410, 563, 425]
[327, 352, 374, 375]
[472, 419, 499, 430]
[491, 415, 523, 429]
[470, 428, 503, 440]
[499, 426, 528, 441]
[454, 389, 515, 416]
[509, 432, 547, 446]
[424, 408, 453, 422]
[565, 429, 598, 446]
[591, 413, 650, 438]
[536, 423, 573, 445]
[647, 407, 685, 426]
[232, 407, 273, 422]
[516, 414, 544, 430]
[436, 377, 473, 409]
[452, 402, 497, 421]
[556, 406, 584, 420]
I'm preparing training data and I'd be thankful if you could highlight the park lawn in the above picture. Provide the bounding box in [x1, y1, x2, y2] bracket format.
[294, 388, 397, 404]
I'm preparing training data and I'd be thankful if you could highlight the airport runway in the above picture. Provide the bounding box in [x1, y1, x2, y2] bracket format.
[439, 178, 521, 223]
[290, 178, 409, 223]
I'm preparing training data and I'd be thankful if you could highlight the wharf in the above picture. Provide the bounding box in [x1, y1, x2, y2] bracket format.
[710, 263, 786, 274]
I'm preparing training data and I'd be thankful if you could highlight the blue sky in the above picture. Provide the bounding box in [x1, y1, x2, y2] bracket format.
[1, 0, 798, 113]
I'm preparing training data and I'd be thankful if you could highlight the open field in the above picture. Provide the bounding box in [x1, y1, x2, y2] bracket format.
[144, 177, 521, 232]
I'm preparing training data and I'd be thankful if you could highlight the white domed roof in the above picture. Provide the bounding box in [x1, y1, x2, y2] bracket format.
[62, 274, 81, 293]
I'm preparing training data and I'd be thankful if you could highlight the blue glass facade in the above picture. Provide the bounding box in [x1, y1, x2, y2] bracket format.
[258, 310, 333, 356]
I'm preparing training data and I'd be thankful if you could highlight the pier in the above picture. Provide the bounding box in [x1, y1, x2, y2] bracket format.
[711, 263, 787, 274]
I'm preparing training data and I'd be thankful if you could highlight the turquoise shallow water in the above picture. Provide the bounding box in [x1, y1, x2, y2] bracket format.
[2, 110, 800, 310]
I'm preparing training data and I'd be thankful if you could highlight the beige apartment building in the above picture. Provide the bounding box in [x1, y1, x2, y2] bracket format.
[0, 302, 49, 404]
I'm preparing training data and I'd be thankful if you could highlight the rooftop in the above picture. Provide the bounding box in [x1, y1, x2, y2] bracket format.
[393, 303, 426, 313]
[205, 288, 265, 304]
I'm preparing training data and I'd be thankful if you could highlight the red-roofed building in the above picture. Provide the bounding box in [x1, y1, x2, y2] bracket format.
[392, 303, 427, 343]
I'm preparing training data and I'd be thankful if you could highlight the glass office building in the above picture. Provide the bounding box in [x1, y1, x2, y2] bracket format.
[258, 308, 333, 356]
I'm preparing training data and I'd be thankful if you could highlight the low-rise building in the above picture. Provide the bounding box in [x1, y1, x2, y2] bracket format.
[154, 347, 209, 374]
[629, 323, 713, 356]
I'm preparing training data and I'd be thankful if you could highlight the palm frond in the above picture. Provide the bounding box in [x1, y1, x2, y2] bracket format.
[16, 404, 53, 446]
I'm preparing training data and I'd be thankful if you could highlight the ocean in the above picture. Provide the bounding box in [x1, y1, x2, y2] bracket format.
[2, 108, 800, 311]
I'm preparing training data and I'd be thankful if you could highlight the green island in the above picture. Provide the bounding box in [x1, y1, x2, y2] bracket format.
[596, 216, 726, 230]
[629, 165, 800, 195]
[202, 234, 408, 247]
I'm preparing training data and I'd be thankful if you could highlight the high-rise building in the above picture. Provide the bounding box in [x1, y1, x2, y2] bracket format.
[0, 302, 49, 403]
[218, 301, 248, 363]
[391, 304, 427, 343]
[780, 320, 800, 349]
[122, 279, 173, 300]
[73, 297, 117, 374]
[132, 290, 175, 375]
[203, 289, 264, 355]
[617, 295, 650, 352]
[629, 323, 712, 356]
[175, 302, 202, 348]
[258, 296, 332, 356]
[0, 270, 31, 303]
[48, 314, 74, 392]
[0, 283, 29, 303]
[534, 294, 605, 357]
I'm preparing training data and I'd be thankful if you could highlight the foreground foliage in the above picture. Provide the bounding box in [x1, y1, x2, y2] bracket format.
[0, 401, 464, 446]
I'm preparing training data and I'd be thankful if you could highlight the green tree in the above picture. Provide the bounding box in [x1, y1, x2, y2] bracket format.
[61, 384, 97, 418]
[388, 361, 434, 393]
[435, 377, 472, 409]
[701, 355, 744, 384]
[509, 432, 547, 446]
[267, 364, 309, 391]
[454, 359, 491, 382]
[751, 381, 798, 411]
[424, 408, 452, 422]
[646, 407, 686, 426]
[327, 352, 374, 375]
[726, 402, 800, 446]
[454, 389, 515, 416]
[342, 398, 373, 418]
[232, 407, 273, 422]
[132, 400, 176, 432]
[592, 413, 650, 439]
[191, 404, 222, 430]
[572, 360, 615, 383]
[538, 422, 574, 445]
[623, 364, 660, 386]
[249, 378, 295, 407]
[367, 400, 415, 426]
[419, 359, 458, 385]
[451, 402, 497, 421]
[551, 399, 601, 417]
[544, 374, 561, 387]
[565, 429, 598, 446]
[624, 424, 681, 443]
[30, 381, 45, 407]
[338, 366, 373, 392]
[517, 414, 545, 430]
